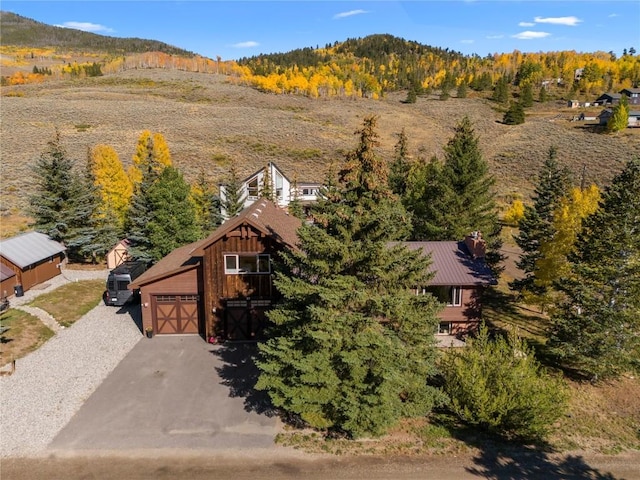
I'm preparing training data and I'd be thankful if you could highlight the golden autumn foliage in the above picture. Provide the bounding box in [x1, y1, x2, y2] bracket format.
[533, 185, 601, 302]
[503, 198, 525, 226]
[90, 144, 133, 229]
[127, 131, 173, 186]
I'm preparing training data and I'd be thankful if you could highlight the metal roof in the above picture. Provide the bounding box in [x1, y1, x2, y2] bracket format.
[395, 241, 496, 286]
[0, 231, 66, 269]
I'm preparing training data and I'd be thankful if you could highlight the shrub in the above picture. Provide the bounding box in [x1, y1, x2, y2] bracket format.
[441, 325, 569, 441]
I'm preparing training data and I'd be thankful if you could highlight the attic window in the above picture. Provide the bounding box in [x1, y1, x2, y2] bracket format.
[417, 286, 462, 307]
[247, 176, 259, 199]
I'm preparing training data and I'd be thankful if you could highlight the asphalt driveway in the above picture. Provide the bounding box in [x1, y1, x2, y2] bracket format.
[49, 337, 281, 452]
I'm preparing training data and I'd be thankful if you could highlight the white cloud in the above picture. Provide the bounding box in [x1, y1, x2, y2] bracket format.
[608, 13, 619, 18]
[333, 9, 368, 19]
[519, 22, 535, 27]
[231, 41, 259, 48]
[534, 16, 582, 26]
[486, 34, 504, 39]
[56, 21, 114, 33]
[512, 31, 551, 40]
[460, 39, 474, 44]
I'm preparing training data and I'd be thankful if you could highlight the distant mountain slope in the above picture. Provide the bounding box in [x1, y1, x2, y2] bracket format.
[0, 11, 196, 56]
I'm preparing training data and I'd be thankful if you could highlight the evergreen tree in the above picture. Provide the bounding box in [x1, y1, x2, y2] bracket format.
[492, 76, 510, 104]
[606, 95, 629, 133]
[147, 166, 200, 262]
[221, 164, 246, 219]
[442, 324, 568, 441]
[538, 85, 548, 103]
[70, 154, 120, 262]
[548, 158, 640, 380]
[503, 101, 525, 125]
[259, 163, 274, 201]
[456, 82, 468, 99]
[512, 147, 573, 295]
[190, 168, 222, 236]
[126, 137, 166, 264]
[520, 82, 534, 107]
[287, 174, 305, 220]
[403, 156, 454, 240]
[388, 128, 411, 196]
[256, 116, 444, 438]
[404, 85, 417, 104]
[29, 131, 76, 243]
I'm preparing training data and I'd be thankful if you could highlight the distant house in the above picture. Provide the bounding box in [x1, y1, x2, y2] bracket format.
[219, 162, 322, 219]
[106, 239, 131, 270]
[598, 108, 640, 127]
[0, 231, 66, 294]
[594, 92, 622, 106]
[620, 88, 640, 105]
[568, 99, 580, 109]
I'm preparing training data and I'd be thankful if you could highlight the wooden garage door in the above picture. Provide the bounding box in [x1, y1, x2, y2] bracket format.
[153, 295, 199, 334]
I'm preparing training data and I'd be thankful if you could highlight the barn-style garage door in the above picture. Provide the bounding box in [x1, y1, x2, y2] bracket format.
[153, 294, 199, 334]
[223, 299, 270, 340]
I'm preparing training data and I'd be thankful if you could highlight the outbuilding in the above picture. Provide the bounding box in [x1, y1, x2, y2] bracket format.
[0, 231, 66, 294]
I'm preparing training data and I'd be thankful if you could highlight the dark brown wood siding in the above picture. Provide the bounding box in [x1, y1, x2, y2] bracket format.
[138, 266, 201, 335]
[203, 223, 284, 340]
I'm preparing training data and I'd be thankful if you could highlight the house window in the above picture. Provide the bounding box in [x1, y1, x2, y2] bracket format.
[418, 286, 462, 307]
[247, 176, 259, 199]
[437, 322, 453, 335]
[224, 254, 271, 274]
[275, 172, 284, 199]
[302, 188, 318, 196]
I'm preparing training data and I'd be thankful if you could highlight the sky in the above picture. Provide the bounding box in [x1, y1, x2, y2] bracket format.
[3, 1, 639, 61]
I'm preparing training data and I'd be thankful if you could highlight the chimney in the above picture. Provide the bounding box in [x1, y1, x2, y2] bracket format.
[465, 231, 486, 259]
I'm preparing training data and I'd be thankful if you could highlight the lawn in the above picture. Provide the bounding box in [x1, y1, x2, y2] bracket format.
[0, 308, 54, 367]
[29, 279, 105, 327]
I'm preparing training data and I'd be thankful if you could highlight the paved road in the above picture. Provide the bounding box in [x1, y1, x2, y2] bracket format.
[48, 337, 280, 452]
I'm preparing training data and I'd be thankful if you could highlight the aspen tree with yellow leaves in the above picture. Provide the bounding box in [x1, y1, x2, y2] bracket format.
[90, 144, 132, 231]
[533, 185, 601, 310]
[127, 131, 172, 186]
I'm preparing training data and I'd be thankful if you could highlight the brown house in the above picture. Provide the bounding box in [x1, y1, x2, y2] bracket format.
[132, 200, 495, 344]
[0, 231, 66, 295]
[399, 234, 496, 341]
[131, 200, 301, 340]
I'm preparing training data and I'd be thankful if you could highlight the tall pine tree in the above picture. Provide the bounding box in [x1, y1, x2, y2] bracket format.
[548, 158, 640, 380]
[190, 168, 221, 236]
[147, 166, 200, 261]
[220, 164, 246, 220]
[512, 147, 573, 295]
[29, 131, 76, 244]
[256, 116, 444, 438]
[388, 128, 411, 196]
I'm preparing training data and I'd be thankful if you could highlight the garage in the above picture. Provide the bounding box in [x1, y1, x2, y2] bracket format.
[152, 294, 200, 334]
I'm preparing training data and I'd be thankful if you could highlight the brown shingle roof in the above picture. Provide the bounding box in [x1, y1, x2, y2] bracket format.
[130, 238, 207, 288]
[193, 199, 302, 255]
[396, 241, 496, 286]
[132, 201, 301, 288]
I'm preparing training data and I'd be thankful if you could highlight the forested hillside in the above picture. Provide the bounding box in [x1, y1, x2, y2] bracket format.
[0, 11, 194, 55]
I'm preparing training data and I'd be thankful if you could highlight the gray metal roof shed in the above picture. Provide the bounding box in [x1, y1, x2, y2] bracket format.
[0, 231, 66, 268]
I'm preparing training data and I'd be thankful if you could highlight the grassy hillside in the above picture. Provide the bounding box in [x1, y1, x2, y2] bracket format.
[1, 67, 638, 238]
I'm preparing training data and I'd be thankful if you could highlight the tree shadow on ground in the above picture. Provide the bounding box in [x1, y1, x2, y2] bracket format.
[212, 342, 277, 417]
[432, 415, 621, 480]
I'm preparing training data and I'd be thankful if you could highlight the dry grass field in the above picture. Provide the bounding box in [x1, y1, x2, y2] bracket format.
[1, 68, 639, 237]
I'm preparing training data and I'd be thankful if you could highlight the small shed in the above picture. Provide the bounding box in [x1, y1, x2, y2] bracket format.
[0, 231, 66, 293]
[106, 239, 131, 270]
[0, 263, 17, 299]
